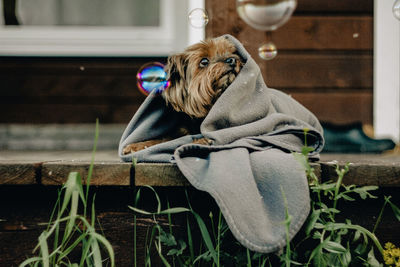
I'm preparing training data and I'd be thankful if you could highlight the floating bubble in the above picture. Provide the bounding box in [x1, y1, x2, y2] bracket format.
[188, 8, 209, 28]
[394, 0, 400, 20]
[236, 0, 297, 31]
[136, 62, 169, 96]
[258, 42, 277, 60]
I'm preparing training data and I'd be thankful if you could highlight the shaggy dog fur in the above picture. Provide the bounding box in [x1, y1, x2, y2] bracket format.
[123, 37, 243, 154]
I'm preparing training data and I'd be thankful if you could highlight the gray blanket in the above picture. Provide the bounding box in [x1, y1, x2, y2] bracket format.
[119, 34, 324, 253]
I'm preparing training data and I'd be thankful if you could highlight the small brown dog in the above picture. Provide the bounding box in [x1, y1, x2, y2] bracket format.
[123, 37, 243, 154]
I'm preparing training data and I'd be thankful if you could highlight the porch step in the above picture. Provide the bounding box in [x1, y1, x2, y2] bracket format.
[1, 151, 399, 187]
[1, 150, 399, 266]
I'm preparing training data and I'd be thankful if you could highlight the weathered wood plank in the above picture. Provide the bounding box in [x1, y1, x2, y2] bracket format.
[296, 0, 373, 13]
[288, 91, 372, 124]
[135, 163, 189, 186]
[275, 16, 372, 50]
[320, 154, 400, 187]
[260, 53, 372, 89]
[0, 124, 123, 151]
[42, 161, 131, 186]
[0, 103, 141, 123]
[0, 57, 166, 75]
[1, 54, 373, 95]
[0, 150, 120, 161]
[1, 151, 400, 187]
[206, 0, 373, 26]
[1, 75, 145, 97]
[0, 161, 38, 184]
[134, 158, 400, 188]
[234, 16, 372, 50]
[207, 0, 372, 49]
[321, 162, 400, 187]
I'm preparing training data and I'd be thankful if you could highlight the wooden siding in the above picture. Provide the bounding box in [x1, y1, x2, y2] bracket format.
[206, 0, 373, 125]
[0, 57, 164, 123]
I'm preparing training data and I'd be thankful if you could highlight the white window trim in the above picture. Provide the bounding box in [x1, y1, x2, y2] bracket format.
[0, 0, 205, 56]
[374, 0, 400, 142]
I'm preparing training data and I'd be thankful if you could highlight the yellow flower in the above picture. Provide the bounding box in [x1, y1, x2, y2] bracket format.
[383, 242, 400, 266]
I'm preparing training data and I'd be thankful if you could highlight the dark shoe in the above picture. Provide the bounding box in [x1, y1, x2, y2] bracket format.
[322, 122, 396, 153]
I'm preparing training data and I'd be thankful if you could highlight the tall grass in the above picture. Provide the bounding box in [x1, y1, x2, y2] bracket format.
[19, 119, 115, 267]
[18, 122, 400, 266]
[129, 131, 400, 266]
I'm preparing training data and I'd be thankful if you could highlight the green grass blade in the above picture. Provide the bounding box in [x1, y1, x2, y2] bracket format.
[134, 214, 137, 267]
[129, 205, 190, 216]
[80, 238, 91, 267]
[155, 241, 171, 267]
[146, 185, 162, 214]
[91, 232, 116, 267]
[38, 232, 50, 267]
[387, 196, 400, 221]
[167, 200, 173, 235]
[159, 207, 190, 214]
[191, 210, 218, 264]
[373, 196, 390, 233]
[18, 256, 42, 267]
[186, 215, 195, 264]
[86, 118, 99, 196]
[62, 190, 80, 246]
[217, 211, 222, 267]
[128, 206, 154, 215]
[91, 194, 97, 227]
[58, 233, 87, 263]
[133, 188, 140, 267]
[61, 172, 85, 214]
[89, 237, 103, 267]
[246, 248, 252, 267]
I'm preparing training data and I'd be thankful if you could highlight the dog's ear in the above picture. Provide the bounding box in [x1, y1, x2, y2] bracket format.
[163, 53, 188, 112]
[167, 53, 189, 85]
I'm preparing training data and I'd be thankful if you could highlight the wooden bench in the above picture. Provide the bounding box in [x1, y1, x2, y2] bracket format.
[1, 151, 399, 266]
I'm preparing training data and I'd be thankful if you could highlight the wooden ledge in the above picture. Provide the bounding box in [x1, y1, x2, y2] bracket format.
[1, 151, 399, 187]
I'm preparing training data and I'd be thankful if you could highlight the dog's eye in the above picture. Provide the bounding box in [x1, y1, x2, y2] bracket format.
[199, 58, 209, 68]
[225, 57, 236, 65]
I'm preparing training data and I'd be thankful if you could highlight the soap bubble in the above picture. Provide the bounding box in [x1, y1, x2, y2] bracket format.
[394, 0, 400, 20]
[258, 42, 277, 60]
[136, 62, 170, 96]
[236, 0, 297, 31]
[188, 8, 209, 28]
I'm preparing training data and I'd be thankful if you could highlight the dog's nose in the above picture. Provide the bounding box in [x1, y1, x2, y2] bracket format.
[225, 57, 236, 67]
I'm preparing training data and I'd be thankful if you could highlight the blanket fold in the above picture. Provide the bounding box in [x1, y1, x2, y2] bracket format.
[119, 34, 324, 253]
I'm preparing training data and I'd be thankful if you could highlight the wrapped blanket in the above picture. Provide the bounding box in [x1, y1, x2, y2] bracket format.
[119, 34, 324, 253]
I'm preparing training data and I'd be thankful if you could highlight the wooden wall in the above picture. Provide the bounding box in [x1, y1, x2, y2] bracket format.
[206, 0, 373, 125]
[0, 57, 165, 124]
[0, 0, 373, 125]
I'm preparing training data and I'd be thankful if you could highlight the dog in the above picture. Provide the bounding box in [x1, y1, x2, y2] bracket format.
[123, 37, 243, 155]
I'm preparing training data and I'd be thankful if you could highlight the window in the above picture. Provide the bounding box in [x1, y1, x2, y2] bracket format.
[0, 0, 204, 56]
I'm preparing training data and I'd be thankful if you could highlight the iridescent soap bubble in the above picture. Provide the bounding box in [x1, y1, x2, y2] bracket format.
[394, 0, 400, 20]
[136, 62, 169, 96]
[188, 8, 209, 28]
[258, 42, 277, 60]
[236, 0, 297, 31]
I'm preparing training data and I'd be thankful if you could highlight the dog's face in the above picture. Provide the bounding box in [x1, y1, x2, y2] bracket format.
[163, 38, 243, 118]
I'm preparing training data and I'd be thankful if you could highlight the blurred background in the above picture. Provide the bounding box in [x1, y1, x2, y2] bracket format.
[0, 0, 398, 153]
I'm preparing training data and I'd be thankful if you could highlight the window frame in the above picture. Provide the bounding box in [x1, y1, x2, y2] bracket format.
[0, 0, 204, 56]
